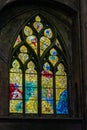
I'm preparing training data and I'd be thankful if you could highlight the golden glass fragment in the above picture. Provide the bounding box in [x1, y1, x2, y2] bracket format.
[24, 26, 33, 36]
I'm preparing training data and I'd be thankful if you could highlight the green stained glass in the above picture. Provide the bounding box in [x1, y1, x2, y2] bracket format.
[10, 100, 23, 113]
[33, 16, 43, 32]
[49, 48, 59, 66]
[13, 35, 21, 48]
[41, 62, 53, 114]
[26, 35, 37, 54]
[40, 36, 51, 56]
[25, 61, 38, 113]
[18, 46, 29, 64]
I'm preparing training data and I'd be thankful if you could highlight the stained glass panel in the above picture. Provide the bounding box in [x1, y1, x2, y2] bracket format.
[25, 100, 38, 113]
[56, 89, 68, 114]
[24, 26, 33, 36]
[40, 36, 51, 56]
[13, 35, 21, 48]
[49, 48, 59, 66]
[10, 14, 69, 116]
[25, 61, 38, 113]
[10, 100, 23, 113]
[26, 35, 37, 54]
[18, 46, 29, 64]
[33, 16, 43, 33]
[55, 63, 68, 114]
[41, 62, 53, 114]
[55, 38, 62, 50]
[44, 28, 53, 39]
[10, 60, 23, 113]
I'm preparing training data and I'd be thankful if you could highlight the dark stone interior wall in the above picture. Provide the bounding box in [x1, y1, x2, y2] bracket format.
[0, 0, 86, 130]
[0, 0, 77, 11]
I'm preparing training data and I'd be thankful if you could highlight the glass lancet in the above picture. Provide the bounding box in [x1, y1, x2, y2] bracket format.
[10, 60, 23, 113]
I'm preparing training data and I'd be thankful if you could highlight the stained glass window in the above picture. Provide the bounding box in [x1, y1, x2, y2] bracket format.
[9, 14, 69, 116]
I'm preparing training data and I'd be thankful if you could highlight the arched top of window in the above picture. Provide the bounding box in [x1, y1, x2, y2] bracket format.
[9, 13, 69, 117]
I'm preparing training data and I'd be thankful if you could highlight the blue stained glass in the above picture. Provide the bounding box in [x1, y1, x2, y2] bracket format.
[16, 102, 22, 111]
[25, 82, 37, 100]
[56, 89, 68, 114]
[52, 50, 57, 55]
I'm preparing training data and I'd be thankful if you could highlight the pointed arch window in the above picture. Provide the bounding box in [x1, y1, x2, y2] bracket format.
[9, 14, 69, 116]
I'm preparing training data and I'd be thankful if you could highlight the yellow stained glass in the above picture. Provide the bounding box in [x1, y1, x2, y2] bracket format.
[44, 28, 53, 39]
[18, 46, 29, 64]
[42, 100, 53, 114]
[56, 88, 66, 101]
[10, 60, 20, 69]
[25, 100, 38, 113]
[26, 61, 37, 74]
[25, 61, 38, 113]
[55, 63, 67, 109]
[55, 75, 67, 89]
[20, 45, 28, 53]
[10, 100, 23, 113]
[18, 53, 29, 64]
[33, 16, 43, 32]
[10, 73, 22, 86]
[10, 60, 22, 101]
[56, 63, 66, 75]
[13, 35, 21, 48]
[42, 76, 53, 89]
[26, 35, 37, 54]
[49, 48, 59, 66]
[40, 36, 51, 56]
[24, 26, 33, 36]
[41, 62, 53, 114]
[55, 38, 62, 50]
[35, 16, 41, 22]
